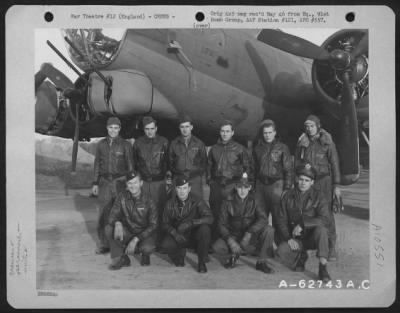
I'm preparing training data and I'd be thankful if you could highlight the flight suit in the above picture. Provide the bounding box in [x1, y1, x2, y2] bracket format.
[93, 136, 134, 250]
[253, 138, 293, 230]
[294, 129, 340, 250]
[169, 135, 207, 199]
[106, 191, 158, 259]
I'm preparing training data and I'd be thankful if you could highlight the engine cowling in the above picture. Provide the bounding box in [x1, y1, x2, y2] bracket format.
[87, 69, 153, 117]
[312, 29, 369, 123]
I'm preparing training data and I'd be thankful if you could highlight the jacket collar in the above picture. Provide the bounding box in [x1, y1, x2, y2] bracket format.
[143, 134, 159, 143]
[177, 135, 194, 144]
[107, 135, 122, 143]
[217, 138, 234, 146]
[297, 128, 333, 148]
[126, 190, 144, 202]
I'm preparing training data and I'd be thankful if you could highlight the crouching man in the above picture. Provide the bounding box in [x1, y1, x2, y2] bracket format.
[212, 174, 275, 274]
[276, 163, 332, 282]
[105, 171, 158, 270]
[161, 175, 213, 273]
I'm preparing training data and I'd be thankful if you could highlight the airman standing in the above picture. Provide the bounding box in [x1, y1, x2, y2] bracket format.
[92, 116, 134, 254]
[169, 114, 207, 199]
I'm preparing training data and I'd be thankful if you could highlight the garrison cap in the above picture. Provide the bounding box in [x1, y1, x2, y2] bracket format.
[236, 172, 251, 188]
[142, 116, 156, 127]
[304, 115, 321, 127]
[125, 170, 141, 182]
[178, 113, 193, 125]
[174, 175, 190, 187]
[107, 116, 121, 127]
[295, 163, 317, 180]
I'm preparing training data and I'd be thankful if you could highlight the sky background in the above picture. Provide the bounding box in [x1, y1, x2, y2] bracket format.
[35, 28, 338, 82]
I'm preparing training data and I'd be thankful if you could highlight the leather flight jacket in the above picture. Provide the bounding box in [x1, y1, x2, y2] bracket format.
[133, 135, 169, 181]
[169, 135, 207, 179]
[253, 139, 293, 189]
[162, 194, 213, 237]
[276, 187, 331, 242]
[218, 193, 267, 240]
[207, 139, 252, 182]
[108, 191, 158, 241]
[93, 136, 134, 185]
[295, 129, 341, 185]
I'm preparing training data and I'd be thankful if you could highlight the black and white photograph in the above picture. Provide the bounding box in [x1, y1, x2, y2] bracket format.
[6, 5, 396, 308]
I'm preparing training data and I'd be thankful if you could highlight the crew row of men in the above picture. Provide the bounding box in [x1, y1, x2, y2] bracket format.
[92, 114, 342, 281]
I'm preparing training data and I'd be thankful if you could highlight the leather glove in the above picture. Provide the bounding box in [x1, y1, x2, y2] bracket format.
[173, 232, 187, 245]
[239, 232, 252, 250]
[227, 237, 243, 255]
[125, 237, 139, 255]
[114, 222, 124, 241]
[177, 221, 193, 233]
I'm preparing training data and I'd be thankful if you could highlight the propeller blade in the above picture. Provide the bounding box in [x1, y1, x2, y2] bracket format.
[40, 63, 75, 91]
[337, 72, 360, 184]
[35, 70, 48, 93]
[351, 33, 368, 58]
[356, 96, 369, 122]
[71, 102, 80, 173]
[258, 29, 330, 60]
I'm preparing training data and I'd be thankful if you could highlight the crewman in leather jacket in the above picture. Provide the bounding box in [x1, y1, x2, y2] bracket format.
[253, 119, 293, 233]
[169, 114, 207, 199]
[161, 175, 213, 273]
[105, 171, 158, 270]
[207, 120, 252, 240]
[276, 163, 332, 283]
[133, 116, 169, 242]
[92, 117, 134, 255]
[294, 115, 341, 261]
[213, 173, 275, 274]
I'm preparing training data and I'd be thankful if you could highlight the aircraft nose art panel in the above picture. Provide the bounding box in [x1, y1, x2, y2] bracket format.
[88, 70, 152, 116]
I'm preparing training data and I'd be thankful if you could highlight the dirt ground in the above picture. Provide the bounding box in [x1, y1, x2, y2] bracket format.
[36, 170, 369, 290]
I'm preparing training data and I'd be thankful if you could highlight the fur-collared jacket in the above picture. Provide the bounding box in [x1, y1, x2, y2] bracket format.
[294, 129, 340, 185]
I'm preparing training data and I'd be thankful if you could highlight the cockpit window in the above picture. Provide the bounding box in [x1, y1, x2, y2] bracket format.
[62, 29, 125, 71]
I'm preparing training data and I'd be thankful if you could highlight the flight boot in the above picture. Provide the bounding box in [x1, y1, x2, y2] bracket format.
[224, 254, 239, 269]
[255, 260, 274, 274]
[140, 254, 150, 266]
[318, 263, 332, 283]
[109, 254, 131, 270]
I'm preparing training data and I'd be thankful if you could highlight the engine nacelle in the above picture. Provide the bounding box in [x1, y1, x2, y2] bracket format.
[87, 69, 153, 117]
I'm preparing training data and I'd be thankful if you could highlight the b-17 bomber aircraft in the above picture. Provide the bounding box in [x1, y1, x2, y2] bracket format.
[34, 28, 368, 185]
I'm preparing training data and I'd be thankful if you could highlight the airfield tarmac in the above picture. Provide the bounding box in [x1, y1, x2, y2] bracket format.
[36, 170, 369, 290]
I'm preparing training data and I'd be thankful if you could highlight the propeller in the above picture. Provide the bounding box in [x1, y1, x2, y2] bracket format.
[350, 33, 368, 58]
[258, 29, 330, 60]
